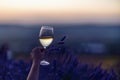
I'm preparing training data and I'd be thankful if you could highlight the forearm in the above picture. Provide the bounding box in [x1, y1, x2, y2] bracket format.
[27, 60, 40, 80]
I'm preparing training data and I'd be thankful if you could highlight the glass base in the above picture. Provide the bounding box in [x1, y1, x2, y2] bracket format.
[40, 60, 50, 66]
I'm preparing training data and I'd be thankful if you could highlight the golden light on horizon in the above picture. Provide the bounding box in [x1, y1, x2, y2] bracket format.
[0, 0, 120, 24]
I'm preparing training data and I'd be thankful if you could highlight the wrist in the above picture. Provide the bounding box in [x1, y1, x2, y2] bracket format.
[33, 59, 40, 65]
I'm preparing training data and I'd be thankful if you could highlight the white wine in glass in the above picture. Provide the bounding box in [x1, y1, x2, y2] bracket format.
[39, 36, 53, 49]
[39, 26, 54, 65]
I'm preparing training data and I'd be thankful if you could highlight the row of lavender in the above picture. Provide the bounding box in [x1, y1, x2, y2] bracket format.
[0, 54, 119, 80]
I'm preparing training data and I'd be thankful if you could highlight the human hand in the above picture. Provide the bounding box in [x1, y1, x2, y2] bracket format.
[31, 47, 45, 63]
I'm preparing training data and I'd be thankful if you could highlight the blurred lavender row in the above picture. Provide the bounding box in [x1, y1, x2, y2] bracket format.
[0, 55, 119, 80]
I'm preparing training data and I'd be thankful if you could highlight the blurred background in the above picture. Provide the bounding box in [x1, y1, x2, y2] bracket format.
[0, 0, 120, 70]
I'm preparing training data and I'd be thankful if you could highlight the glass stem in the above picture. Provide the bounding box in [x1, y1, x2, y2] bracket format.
[43, 47, 46, 60]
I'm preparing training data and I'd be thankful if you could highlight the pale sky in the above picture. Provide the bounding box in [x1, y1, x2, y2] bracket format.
[0, 0, 120, 24]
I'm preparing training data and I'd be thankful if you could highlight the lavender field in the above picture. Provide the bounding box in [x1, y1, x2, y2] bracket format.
[0, 24, 120, 80]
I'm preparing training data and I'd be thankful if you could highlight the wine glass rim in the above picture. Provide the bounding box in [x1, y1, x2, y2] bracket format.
[41, 26, 53, 28]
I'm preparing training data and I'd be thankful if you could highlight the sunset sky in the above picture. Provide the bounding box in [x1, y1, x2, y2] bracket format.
[0, 0, 120, 24]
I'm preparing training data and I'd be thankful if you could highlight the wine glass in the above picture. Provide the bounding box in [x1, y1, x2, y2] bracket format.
[39, 26, 54, 65]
